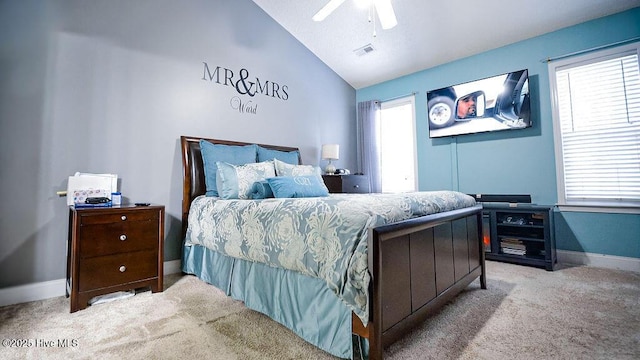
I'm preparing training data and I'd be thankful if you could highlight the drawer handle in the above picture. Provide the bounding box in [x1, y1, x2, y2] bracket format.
[119, 265, 126, 273]
[354, 185, 359, 188]
[119, 234, 127, 241]
[121, 215, 127, 221]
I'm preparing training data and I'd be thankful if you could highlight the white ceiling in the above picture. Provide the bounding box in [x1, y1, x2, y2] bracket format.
[252, 0, 640, 89]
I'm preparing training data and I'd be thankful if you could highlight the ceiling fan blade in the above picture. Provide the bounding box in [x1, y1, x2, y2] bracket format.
[374, 0, 397, 29]
[313, 0, 346, 22]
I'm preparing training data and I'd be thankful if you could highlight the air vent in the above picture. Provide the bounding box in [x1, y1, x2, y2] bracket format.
[354, 43, 375, 56]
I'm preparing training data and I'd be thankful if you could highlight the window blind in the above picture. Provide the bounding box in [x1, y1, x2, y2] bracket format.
[554, 52, 640, 205]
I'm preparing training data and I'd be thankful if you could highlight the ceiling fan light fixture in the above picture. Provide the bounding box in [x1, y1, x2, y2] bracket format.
[313, 0, 346, 22]
[374, 0, 397, 29]
[313, 0, 397, 31]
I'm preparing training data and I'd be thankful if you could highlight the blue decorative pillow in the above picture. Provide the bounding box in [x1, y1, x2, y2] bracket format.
[250, 180, 274, 199]
[216, 161, 276, 199]
[200, 140, 257, 197]
[274, 158, 322, 177]
[266, 176, 329, 198]
[257, 146, 300, 164]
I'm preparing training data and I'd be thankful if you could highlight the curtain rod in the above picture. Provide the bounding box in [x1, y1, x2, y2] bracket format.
[541, 36, 640, 63]
[376, 92, 417, 103]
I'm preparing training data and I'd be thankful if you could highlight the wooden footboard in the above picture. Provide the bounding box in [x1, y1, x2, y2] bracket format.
[359, 205, 485, 360]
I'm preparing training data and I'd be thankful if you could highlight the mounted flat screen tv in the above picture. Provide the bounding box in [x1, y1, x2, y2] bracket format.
[427, 69, 531, 138]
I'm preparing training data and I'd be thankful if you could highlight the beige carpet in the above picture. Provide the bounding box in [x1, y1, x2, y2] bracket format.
[1, 261, 639, 360]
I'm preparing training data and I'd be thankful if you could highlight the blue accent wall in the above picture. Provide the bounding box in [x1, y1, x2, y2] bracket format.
[357, 8, 640, 259]
[555, 211, 640, 258]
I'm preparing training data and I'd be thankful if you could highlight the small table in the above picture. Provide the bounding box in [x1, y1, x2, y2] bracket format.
[66, 204, 165, 312]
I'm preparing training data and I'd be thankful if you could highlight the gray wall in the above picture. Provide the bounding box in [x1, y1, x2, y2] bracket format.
[0, 0, 356, 288]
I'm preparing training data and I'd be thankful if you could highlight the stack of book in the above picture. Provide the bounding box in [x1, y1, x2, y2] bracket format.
[500, 237, 526, 256]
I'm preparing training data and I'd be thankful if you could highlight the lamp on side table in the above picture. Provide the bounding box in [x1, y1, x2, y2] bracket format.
[321, 144, 339, 175]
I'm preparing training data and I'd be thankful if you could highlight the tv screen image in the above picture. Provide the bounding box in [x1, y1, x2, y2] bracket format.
[427, 69, 531, 138]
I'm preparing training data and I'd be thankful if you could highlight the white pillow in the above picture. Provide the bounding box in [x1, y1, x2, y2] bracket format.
[274, 158, 322, 177]
[216, 161, 276, 199]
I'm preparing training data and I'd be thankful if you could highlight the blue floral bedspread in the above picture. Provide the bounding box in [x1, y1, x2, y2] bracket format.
[184, 191, 476, 325]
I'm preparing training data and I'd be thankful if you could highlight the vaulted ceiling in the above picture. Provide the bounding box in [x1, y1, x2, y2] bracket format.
[252, 0, 640, 89]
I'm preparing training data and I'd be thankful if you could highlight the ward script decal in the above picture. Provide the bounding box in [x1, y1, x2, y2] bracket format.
[202, 62, 289, 115]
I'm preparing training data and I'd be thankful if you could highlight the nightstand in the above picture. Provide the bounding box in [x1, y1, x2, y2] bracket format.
[322, 174, 370, 193]
[67, 204, 164, 312]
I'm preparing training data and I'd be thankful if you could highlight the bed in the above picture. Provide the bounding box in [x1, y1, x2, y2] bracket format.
[180, 135, 486, 359]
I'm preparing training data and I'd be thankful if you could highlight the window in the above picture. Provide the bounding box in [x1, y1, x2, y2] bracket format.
[549, 42, 640, 208]
[379, 96, 417, 193]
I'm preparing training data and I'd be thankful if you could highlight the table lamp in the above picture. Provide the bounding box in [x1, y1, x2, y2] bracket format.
[321, 144, 339, 174]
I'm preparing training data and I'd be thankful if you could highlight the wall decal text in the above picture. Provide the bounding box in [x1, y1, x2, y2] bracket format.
[202, 62, 289, 115]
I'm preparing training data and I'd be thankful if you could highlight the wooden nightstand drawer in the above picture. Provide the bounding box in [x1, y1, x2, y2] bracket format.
[78, 250, 158, 292]
[322, 174, 370, 193]
[341, 175, 369, 193]
[79, 219, 158, 258]
[79, 209, 158, 225]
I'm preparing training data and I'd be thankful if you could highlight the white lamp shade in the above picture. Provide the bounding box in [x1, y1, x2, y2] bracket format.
[321, 144, 339, 160]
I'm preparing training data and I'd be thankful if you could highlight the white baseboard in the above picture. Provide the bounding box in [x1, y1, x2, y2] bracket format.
[0, 278, 68, 308]
[0, 260, 182, 308]
[557, 250, 640, 273]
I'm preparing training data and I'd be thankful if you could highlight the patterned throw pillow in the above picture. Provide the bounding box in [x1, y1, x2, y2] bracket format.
[274, 158, 322, 178]
[216, 161, 276, 199]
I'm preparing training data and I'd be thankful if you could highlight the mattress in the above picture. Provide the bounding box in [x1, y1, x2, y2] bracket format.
[184, 191, 476, 325]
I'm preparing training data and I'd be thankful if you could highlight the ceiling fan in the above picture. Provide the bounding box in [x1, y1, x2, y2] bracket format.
[313, 0, 398, 30]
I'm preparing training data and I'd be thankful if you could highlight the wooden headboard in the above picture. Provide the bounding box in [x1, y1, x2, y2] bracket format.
[180, 135, 302, 237]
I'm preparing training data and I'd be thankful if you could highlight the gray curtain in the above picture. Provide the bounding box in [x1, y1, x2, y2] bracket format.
[356, 100, 382, 193]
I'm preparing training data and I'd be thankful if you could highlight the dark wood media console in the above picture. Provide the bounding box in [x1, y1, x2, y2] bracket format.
[482, 203, 556, 271]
